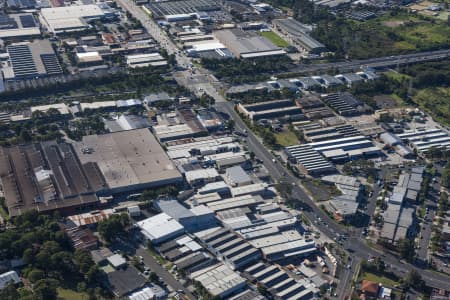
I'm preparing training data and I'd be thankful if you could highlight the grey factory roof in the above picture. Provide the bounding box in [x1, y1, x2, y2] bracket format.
[273, 18, 325, 51]
[297, 77, 321, 89]
[145, 0, 220, 18]
[175, 251, 212, 271]
[398, 207, 414, 228]
[189, 263, 247, 297]
[214, 29, 285, 58]
[228, 289, 266, 300]
[380, 132, 402, 146]
[329, 199, 359, 216]
[206, 195, 264, 212]
[341, 73, 364, 83]
[320, 74, 343, 86]
[411, 166, 424, 174]
[224, 166, 251, 186]
[154, 199, 194, 221]
[321, 174, 360, 188]
[107, 265, 146, 296]
[285, 144, 335, 174]
[410, 172, 423, 183]
[74, 128, 182, 193]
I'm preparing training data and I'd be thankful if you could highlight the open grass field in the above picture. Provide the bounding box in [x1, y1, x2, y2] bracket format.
[260, 31, 290, 48]
[413, 87, 450, 126]
[57, 288, 89, 300]
[274, 130, 299, 146]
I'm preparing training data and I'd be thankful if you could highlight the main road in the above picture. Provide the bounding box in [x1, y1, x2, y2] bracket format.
[115, 0, 450, 292]
[278, 49, 450, 76]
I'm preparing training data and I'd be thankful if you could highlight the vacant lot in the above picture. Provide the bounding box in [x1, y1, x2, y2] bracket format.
[260, 31, 290, 48]
[413, 87, 450, 126]
[274, 130, 299, 147]
[303, 179, 338, 202]
[373, 94, 402, 109]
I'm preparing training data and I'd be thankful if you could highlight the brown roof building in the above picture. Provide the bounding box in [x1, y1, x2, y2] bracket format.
[361, 280, 380, 299]
[0, 141, 103, 217]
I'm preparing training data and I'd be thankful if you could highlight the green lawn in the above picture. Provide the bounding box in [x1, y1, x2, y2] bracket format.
[57, 288, 89, 300]
[260, 31, 290, 48]
[274, 130, 299, 147]
[361, 271, 399, 287]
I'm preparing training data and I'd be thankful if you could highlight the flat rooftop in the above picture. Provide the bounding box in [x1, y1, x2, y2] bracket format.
[214, 29, 285, 58]
[74, 128, 182, 193]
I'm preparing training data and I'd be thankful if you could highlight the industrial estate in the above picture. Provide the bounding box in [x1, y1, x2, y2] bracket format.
[0, 0, 449, 299]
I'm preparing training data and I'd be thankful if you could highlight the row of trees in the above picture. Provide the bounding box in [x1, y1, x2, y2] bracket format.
[201, 56, 293, 84]
[0, 109, 64, 146]
[0, 211, 108, 300]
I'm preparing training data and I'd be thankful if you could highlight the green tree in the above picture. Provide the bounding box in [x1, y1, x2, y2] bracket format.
[397, 238, 415, 262]
[22, 248, 34, 265]
[0, 284, 19, 300]
[225, 119, 235, 131]
[148, 271, 159, 283]
[33, 278, 59, 300]
[373, 257, 385, 273]
[405, 269, 425, 291]
[28, 269, 45, 283]
[98, 213, 130, 243]
[442, 162, 450, 188]
[74, 249, 95, 274]
[275, 181, 293, 199]
[19, 129, 32, 142]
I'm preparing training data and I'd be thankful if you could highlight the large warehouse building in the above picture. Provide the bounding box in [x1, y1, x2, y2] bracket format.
[74, 128, 182, 194]
[40, 4, 114, 34]
[273, 18, 326, 54]
[214, 29, 286, 58]
[0, 141, 102, 217]
[6, 40, 63, 79]
[0, 14, 40, 39]
[236, 99, 302, 123]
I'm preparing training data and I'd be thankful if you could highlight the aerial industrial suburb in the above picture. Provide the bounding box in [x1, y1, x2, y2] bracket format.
[0, 0, 449, 299]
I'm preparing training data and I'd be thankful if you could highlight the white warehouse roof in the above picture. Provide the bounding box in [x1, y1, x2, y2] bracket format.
[138, 213, 184, 243]
[0, 270, 20, 289]
[40, 5, 106, 33]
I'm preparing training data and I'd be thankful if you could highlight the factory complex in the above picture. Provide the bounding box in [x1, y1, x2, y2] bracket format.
[0, 128, 181, 216]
